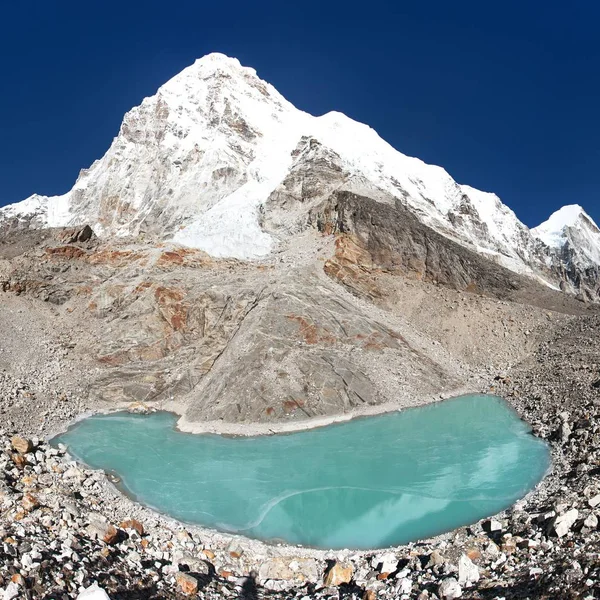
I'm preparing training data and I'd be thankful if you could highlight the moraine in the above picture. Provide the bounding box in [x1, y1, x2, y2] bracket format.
[52, 394, 550, 550]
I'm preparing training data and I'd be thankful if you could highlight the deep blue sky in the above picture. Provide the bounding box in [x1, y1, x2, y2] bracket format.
[1, 0, 599, 227]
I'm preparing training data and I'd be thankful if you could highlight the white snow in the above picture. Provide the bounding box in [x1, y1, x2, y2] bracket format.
[0, 194, 47, 220]
[532, 204, 589, 248]
[173, 181, 274, 258]
[47, 193, 73, 227]
[0, 192, 72, 228]
[533, 204, 600, 266]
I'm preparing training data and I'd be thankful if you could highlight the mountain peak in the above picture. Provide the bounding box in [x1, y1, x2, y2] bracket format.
[532, 204, 598, 248]
[194, 52, 240, 66]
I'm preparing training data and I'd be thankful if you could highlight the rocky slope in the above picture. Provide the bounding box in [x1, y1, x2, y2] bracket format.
[1, 53, 600, 299]
[1, 214, 596, 434]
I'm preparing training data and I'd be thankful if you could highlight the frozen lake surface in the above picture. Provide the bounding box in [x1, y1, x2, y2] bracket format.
[52, 394, 550, 549]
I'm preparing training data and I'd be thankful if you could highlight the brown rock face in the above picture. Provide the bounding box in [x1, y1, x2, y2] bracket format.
[45, 245, 88, 260]
[313, 191, 522, 297]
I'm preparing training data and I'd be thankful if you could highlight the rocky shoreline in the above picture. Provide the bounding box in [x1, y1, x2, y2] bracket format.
[2, 318, 600, 600]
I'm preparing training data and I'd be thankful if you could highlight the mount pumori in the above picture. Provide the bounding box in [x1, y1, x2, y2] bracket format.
[1, 52, 599, 298]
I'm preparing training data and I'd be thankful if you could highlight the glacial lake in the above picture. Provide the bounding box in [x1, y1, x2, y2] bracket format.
[52, 394, 550, 549]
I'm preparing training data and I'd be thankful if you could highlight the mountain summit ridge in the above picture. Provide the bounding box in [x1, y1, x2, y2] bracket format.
[1, 52, 599, 298]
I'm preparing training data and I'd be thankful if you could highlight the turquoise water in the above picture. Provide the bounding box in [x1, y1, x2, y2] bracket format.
[52, 395, 550, 549]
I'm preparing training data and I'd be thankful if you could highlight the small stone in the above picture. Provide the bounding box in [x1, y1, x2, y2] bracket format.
[484, 542, 500, 558]
[2, 582, 21, 600]
[176, 573, 198, 596]
[21, 493, 40, 511]
[439, 577, 462, 599]
[501, 535, 518, 554]
[87, 516, 120, 545]
[324, 561, 353, 586]
[12, 454, 26, 470]
[11, 436, 33, 454]
[396, 577, 412, 595]
[202, 549, 215, 560]
[174, 553, 210, 575]
[176, 529, 192, 543]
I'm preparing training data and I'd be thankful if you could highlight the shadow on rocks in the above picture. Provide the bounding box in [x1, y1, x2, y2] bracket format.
[239, 571, 259, 600]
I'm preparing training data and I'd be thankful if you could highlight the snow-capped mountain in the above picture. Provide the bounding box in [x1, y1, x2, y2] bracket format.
[533, 205, 600, 268]
[1, 53, 599, 297]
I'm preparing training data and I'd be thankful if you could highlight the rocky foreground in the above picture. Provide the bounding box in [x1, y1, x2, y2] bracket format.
[1, 317, 600, 599]
[1, 227, 599, 599]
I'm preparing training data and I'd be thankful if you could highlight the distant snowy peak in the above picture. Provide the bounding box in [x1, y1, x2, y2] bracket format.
[532, 205, 599, 247]
[533, 205, 600, 267]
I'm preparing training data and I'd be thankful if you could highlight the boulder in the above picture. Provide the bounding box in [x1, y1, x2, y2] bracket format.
[57, 225, 95, 244]
[175, 573, 198, 596]
[552, 508, 579, 537]
[324, 561, 353, 586]
[11, 436, 32, 454]
[119, 519, 144, 536]
[86, 515, 120, 544]
[372, 552, 398, 574]
[457, 554, 479, 586]
[438, 577, 462, 599]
